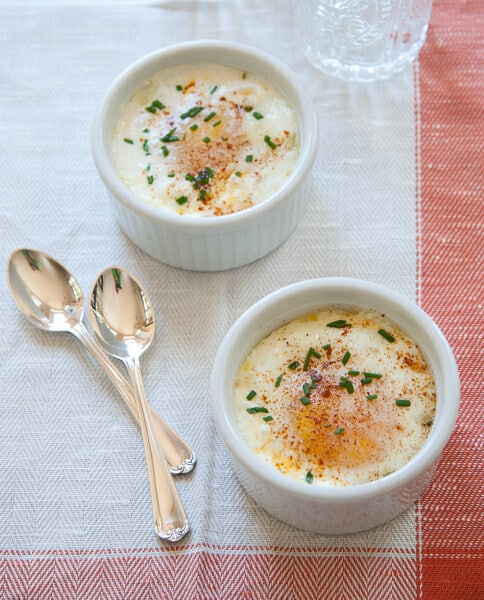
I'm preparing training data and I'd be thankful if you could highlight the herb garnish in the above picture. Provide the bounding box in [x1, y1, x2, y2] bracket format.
[327, 319, 351, 328]
[247, 406, 269, 414]
[181, 106, 204, 119]
[378, 329, 395, 343]
[305, 471, 314, 484]
[396, 399, 411, 407]
[146, 99, 165, 113]
[303, 347, 321, 371]
[264, 135, 277, 149]
[161, 128, 179, 143]
[203, 111, 216, 122]
[246, 390, 257, 401]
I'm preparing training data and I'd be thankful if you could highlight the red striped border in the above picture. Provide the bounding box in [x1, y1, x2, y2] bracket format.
[0, 546, 418, 600]
[418, 0, 483, 598]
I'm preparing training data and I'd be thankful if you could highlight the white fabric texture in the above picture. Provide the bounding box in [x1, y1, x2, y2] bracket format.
[0, 1, 418, 552]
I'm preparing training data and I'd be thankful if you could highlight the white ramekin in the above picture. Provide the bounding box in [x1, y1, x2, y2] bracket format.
[91, 40, 318, 271]
[211, 278, 459, 534]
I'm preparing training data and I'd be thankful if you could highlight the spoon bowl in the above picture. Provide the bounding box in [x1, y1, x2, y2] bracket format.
[89, 267, 154, 360]
[7, 249, 84, 332]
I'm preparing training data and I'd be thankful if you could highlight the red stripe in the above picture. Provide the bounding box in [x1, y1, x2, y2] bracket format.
[0, 549, 417, 600]
[418, 0, 483, 598]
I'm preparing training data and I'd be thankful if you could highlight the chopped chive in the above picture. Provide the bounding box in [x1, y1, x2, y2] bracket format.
[176, 195, 188, 205]
[302, 382, 310, 397]
[347, 370, 360, 376]
[203, 136, 211, 143]
[204, 111, 216, 122]
[305, 471, 314, 484]
[339, 379, 354, 394]
[189, 124, 198, 132]
[363, 372, 382, 379]
[244, 106, 253, 112]
[161, 128, 179, 143]
[151, 99, 165, 110]
[361, 377, 373, 385]
[199, 189, 208, 201]
[209, 84, 218, 94]
[247, 406, 269, 414]
[264, 135, 277, 149]
[274, 375, 283, 388]
[185, 173, 195, 182]
[213, 120, 222, 127]
[242, 72, 247, 79]
[327, 320, 351, 328]
[333, 427, 345, 435]
[253, 112, 264, 120]
[181, 106, 204, 119]
[378, 329, 395, 343]
[167, 171, 175, 177]
[176, 85, 183, 91]
[303, 347, 321, 371]
[235, 171, 242, 177]
[145, 163, 151, 171]
[424, 420, 433, 426]
[161, 145, 169, 157]
[342, 351, 351, 366]
[288, 361, 300, 370]
[396, 399, 411, 407]
[142, 128, 150, 133]
[323, 343, 331, 350]
[142, 140, 149, 153]
[263, 415, 273, 422]
[145, 105, 157, 114]
[245, 154, 253, 163]
[123, 137, 134, 144]
[246, 390, 257, 401]
[147, 175, 154, 185]
[300, 396, 311, 406]
[366, 394, 378, 401]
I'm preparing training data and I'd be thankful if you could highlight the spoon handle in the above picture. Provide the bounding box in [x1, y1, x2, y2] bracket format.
[73, 322, 196, 474]
[128, 357, 190, 541]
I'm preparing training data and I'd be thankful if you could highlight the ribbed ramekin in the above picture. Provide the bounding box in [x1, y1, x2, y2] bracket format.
[211, 278, 459, 534]
[91, 40, 318, 271]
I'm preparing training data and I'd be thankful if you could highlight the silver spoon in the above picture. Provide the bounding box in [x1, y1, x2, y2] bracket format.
[89, 266, 190, 541]
[6, 248, 195, 475]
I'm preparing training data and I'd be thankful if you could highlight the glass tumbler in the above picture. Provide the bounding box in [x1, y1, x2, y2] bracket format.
[295, 0, 433, 82]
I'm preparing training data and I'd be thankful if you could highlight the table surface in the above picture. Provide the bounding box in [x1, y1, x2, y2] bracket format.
[0, 1, 481, 599]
